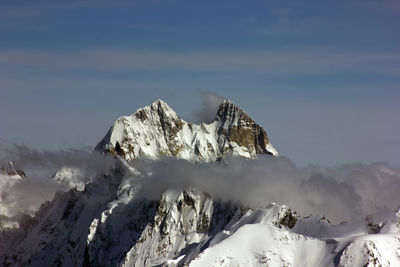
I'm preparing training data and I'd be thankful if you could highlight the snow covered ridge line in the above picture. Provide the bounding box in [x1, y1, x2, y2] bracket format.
[95, 99, 278, 162]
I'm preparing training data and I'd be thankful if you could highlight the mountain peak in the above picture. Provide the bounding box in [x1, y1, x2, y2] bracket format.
[96, 99, 278, 160]
[150, 99, 173, 112]
[214, 99, 244, 122]
[0, 161, 26, 177]
[220, 99, 238, 107]
[212, 99, 278, 156]
[218, 99, 240, 110]
[137, 99, 180, 120]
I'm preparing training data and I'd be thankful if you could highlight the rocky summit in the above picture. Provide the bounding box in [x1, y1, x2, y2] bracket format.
[0, 161, 25, 178]
[95, 99, 278, 162]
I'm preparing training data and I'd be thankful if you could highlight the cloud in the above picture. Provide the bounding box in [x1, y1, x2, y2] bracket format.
[0, 173, 61, 219]
[0, 144, 116, 218]
[1, 143, 400, 224]
[364, 0, 400, 14]
[132, 156, 400, 222]
[1, 47, 400, 75]
[191, 91, 225, 123]
[0, 0, 137, 20]
[1, 144, 114, 174]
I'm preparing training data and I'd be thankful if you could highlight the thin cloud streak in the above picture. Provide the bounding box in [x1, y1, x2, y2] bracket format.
[0, 0, 138, 20]
[1, 48, 400, 75]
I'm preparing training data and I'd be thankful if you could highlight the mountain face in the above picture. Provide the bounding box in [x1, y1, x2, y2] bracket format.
[0, 161, 25, 178]
[95, 99, 278, 162]
[1, 100, 399, 267]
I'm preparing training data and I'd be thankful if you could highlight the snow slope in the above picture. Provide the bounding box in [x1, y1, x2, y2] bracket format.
[190, 207, 400, 267]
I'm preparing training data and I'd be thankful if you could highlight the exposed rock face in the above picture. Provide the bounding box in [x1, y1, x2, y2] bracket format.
[87, 188, 244, 266]
[215, 100, 276, 156]
[95, 99, 278, 161]
[0, 161, 25, 178]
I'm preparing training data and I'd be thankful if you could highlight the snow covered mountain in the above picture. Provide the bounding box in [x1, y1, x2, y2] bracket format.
[95, 99, 278, 161]
[0, 161, 25, 178]
[1, 99, 399, 267]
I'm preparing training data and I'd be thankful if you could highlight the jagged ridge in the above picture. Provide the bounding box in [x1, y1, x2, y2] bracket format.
[95, 99, 278, 161]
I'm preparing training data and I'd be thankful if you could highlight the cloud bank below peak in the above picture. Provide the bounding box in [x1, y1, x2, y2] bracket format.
[1, 142, 400, 224]
[134, 156, 400, 223]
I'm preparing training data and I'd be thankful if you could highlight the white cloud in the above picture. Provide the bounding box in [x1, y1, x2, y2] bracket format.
[134, 156, 400, 223]
[0, 145, 116, 218]
[2, 143, 400, 224]
[191, 91, 225, 123]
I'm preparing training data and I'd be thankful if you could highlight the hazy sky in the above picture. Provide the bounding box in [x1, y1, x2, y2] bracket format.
[1, 0, 399, 166]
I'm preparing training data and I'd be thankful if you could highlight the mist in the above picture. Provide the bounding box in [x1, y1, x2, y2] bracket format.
[1, 143, 399, 223]
[0, 144, 116, 218]
[191, 91, 224, 123]
[132, 156, 400, 222]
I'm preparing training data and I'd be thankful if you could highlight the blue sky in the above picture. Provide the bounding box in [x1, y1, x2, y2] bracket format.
[0, 0, 399, 166]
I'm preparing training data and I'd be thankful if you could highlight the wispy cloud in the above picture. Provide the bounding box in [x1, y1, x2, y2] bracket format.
[2, 143, 400, 223]
[0, 144, 116, 218]
[366, 0, 400, 14]
[0, 0, 140, 24]
[134, 156, 400, 222]
[0, 0, 137, 12]
[1, 47, 399, 75]
[191, 91, 225, 123]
